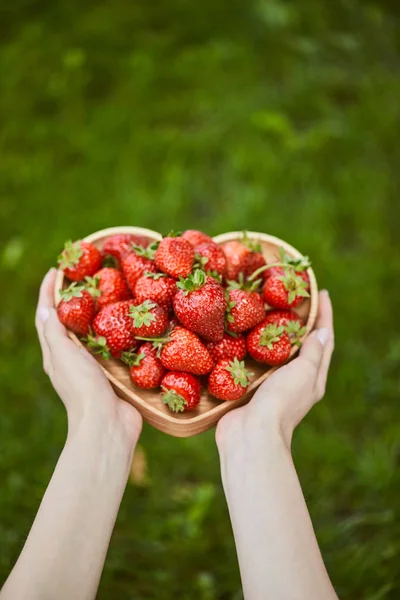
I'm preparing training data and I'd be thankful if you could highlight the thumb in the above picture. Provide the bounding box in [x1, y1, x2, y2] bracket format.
[42, 307, 68, 353]
[299, 328, 329, 376]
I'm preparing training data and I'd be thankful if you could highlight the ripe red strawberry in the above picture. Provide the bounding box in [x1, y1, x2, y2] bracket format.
[264, 309, 303, 328]
[122, 343, 165, 389]
[155, 236, 194, 279]
[263, 265, 310, 286]
[226, 288, 265, 333]
[194, 241, 227, 278]
[122, 244, 157, 293]
[247, 321, 291, 365]
[207, 333, 247, 363]
[181, 229, 213, 247]
[161, 372, 201, 412]
[89, 300, 138, 358]
[159, 326, 214, 375]
[208, 358, 253, 401]
[57, 283, 95, 336]
[58, 240, 102, 281]
[128, 300, 168, 337]
[85, 267, 131, 310]
[173, 270, 227, 342]
[244, 251, 266, 277]
[134, 273, 177, 312]
[261, 248, 311, 282]
[241, 232, 266, 277]
[222, 240, 250, 281]
[264, 309, 306, 346]
[263, 269, 310, 309]
[102, 233, 151, 264]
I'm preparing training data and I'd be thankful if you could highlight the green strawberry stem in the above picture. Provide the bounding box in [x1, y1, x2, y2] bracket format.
[225, 358, 253, 387]
[161, 388, 187, 412]
[134, 333, 171, 356]
[144, 272, 168, 279]
[84, 333, 111, 359]
[247, 261, 290, 282]
[284, 321, 307, 347]
[241, 230, 262, 253]
[131, 242, 159, 260]
[176, 269, 207, 294]
[84, 276, 102, 298]
[278, 271, 310, 304]
[121, 351, 146, 367]
[129, 300, 157, 328]
[58, 240, 83, 269]
[259, 324, 285, 350]
[226, 272, 262, 292]
[59, 282, 85, 301]
[247, 250, 311, 282]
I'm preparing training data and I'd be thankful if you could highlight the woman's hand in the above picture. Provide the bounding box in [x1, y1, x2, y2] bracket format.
[35, 268, 142, 441]
[216, 290, 334, 450]
[216, 291, 338, 600]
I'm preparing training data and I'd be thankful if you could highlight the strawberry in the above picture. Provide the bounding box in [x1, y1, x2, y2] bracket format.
[264, 309, 303, 327]
[241, 232, 266, 277]
[134, 273, 177, 312]
[158, 326, 214, 375]
[122, 343, 165, 389]
[208, 358, 253, 401]
[226, 288, 265, 333]
[58, 240, 102, 281]
[255, 248, 311, 282]
[263, 269, 310, 309]
[122, 243, 158, 293]
[129, 300, 168, 337]
[85, 267, 131, 310]
[102, 233, 151, 264]
[207, 333, 247, 363]
[155, 236, 194, 279]
[57, 283, 95, 336]
[161, 372, 201, 412]
[181, 229, 213, 247]
[264, 309, 306, 346]
[194, 241, 227, 278]
[221, 240, 250, 281]
[173, 270, 226, 342]
[89, 300, 138, 358]
[246, 321, 291, 365]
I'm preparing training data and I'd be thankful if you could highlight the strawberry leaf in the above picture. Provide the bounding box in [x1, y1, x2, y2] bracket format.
[59, 282, 85, 301]
[58, 240, 83, 269]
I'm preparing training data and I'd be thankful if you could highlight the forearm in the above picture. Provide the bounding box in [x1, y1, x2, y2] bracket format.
[1, 414, 138, 600]
[218, 427, 338, 600]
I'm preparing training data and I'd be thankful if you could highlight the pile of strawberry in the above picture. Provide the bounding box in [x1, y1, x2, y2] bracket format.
[57, 230, 311, 412]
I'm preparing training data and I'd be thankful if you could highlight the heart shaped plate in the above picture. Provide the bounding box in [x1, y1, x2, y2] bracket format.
[54, 227, 318, 437]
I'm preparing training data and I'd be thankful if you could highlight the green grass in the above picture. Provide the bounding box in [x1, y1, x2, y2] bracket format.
[1, 1, 400, 598]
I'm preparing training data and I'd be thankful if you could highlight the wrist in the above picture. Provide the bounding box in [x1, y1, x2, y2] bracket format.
[67, 400, 141, 454]
[216, 408, 291, 464]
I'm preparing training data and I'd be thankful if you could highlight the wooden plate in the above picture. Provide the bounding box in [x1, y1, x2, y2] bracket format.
[54, 227, 318, 437]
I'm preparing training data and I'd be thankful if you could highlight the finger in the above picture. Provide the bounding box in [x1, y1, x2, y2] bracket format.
[35, 269, 57, 373]
[299, 328, 325, 375]
[42, 307, 69, 355]
[315, 289, 334, 332]
[315, 291, 335, 400]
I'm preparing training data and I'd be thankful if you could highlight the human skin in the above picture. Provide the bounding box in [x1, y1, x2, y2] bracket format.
[216, 290, 338, 599]
[1, 270, 337, 600]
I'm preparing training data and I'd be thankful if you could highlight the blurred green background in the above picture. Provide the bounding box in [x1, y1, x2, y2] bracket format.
[1, 0, 400, 598]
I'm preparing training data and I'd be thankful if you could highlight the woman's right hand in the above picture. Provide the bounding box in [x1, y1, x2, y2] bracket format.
[217, 290, 334, 451]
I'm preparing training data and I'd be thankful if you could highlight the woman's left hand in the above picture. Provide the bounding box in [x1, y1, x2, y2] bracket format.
[35, 268, 142, 441]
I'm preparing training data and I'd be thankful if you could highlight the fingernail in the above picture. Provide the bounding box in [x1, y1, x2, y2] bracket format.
[316, 327, 329, 346]
[321, 289, 329, 297]
[38, 307, 49, 323]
